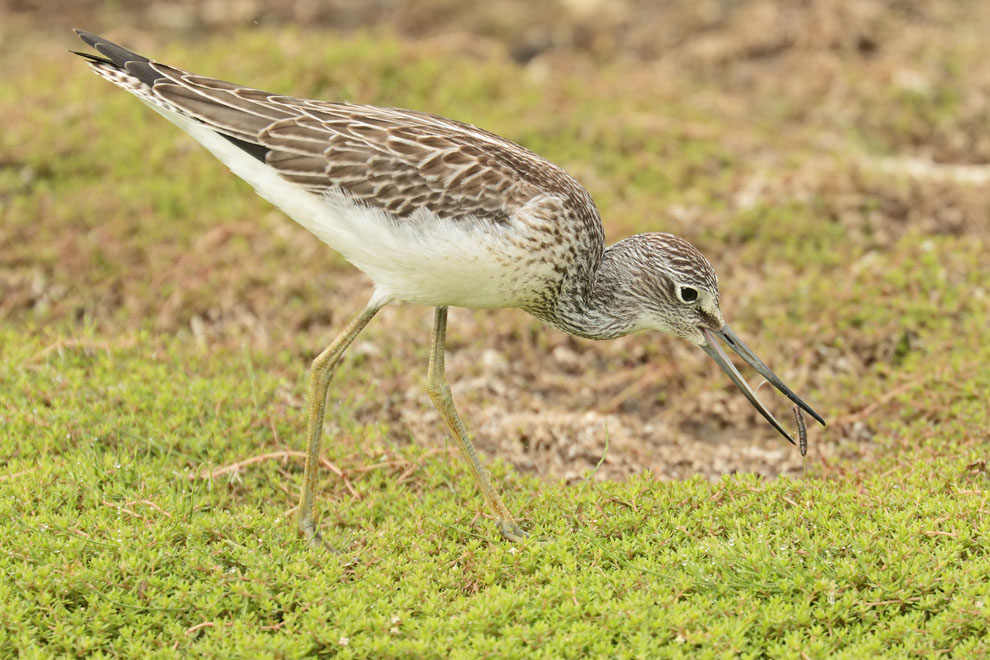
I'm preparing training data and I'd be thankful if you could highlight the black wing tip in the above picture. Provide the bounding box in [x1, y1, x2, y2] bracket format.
[73, 28, 151, 66]
[73, 29, 164, 88]
[74, 29, 113, 54]
[70, 49, 111, 64]
[73, 28, 271, 165]
[72, 29, 110, 64]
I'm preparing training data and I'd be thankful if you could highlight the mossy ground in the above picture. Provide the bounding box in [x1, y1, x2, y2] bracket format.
[2, 3, 989, 657]
[3, 327, 989, 657]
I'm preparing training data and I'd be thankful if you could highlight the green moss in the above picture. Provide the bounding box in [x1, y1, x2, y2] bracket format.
[2, 323, 989, 655]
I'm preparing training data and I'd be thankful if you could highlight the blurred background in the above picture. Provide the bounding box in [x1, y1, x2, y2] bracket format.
[2, 1, 988, 483]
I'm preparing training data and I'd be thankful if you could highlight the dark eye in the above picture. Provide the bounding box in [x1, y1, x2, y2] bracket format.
[678, 286, 699, 303]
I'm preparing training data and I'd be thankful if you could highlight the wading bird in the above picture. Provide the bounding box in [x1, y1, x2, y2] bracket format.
[74, 30, 825, 545]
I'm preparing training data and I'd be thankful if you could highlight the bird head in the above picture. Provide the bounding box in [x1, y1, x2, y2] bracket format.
[606, 233, 825, 444]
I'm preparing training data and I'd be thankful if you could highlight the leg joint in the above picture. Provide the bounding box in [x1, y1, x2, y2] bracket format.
[425, 377, 448, 401]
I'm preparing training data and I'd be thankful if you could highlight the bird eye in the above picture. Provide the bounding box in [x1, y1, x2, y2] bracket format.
[678, 286, 699, 303]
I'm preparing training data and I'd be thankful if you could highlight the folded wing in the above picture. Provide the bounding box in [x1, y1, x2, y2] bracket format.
[74, 30, 592, 227]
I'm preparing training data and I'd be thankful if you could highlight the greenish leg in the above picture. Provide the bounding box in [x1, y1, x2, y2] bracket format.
[425, 306, 528, 542]
[295, 297, 384, 547]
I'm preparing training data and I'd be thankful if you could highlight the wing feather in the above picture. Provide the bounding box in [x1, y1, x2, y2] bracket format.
[74, 31, 601, 230]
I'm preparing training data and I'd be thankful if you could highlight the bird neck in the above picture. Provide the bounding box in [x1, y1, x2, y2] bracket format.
[546, 238, 645, 340]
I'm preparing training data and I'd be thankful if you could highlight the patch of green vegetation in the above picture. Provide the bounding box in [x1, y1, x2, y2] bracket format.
[2, 328, 989, 656]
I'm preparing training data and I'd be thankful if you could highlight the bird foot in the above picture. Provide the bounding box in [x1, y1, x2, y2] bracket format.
[296, 515, 341, 553]
[498, 520, 549, 544]
[497, 519, 527, 541]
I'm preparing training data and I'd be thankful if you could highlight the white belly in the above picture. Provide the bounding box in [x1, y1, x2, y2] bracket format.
[316, 192, 557, 308]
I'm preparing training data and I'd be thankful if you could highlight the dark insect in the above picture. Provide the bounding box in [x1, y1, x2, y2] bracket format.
[793, 406, 808, 456]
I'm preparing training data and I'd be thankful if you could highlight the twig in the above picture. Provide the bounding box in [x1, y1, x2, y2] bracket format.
[351, 461, 400, 473]
[126, 499, 173, 518]
[0, 468, 35, 482]
[14, 519, 117, 548]
[862, 598, 920, 607]
[25, 337, 135, 365]
[102, 500, 146, 522]
[396, 448, 447, 485]
[351, 448, 451, 475]
[188, 450, 359, 499]
[185, 622, 214, 636]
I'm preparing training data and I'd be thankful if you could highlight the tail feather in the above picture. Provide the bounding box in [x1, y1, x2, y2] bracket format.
[74, 30, 168, 88]
[72, 29, 270, 163]
[75, 29, 147, 65]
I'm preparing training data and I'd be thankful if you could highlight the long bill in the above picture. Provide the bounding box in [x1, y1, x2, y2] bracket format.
[700, 325, 825, 446]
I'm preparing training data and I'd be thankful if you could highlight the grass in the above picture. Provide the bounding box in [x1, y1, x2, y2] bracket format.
[3, 329, 989, 657]
[2, 7, 990, 657]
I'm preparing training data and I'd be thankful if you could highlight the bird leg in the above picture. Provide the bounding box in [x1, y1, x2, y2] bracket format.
[296, 297, 384, 547]
[425, 306, 528, 542]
